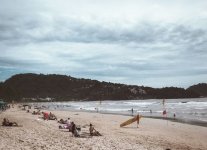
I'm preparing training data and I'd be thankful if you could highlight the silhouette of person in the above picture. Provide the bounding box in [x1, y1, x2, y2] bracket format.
[131, 108, 134, 116]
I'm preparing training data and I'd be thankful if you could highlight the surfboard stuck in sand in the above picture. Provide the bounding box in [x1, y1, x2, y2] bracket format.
[120, 115, 141, 127]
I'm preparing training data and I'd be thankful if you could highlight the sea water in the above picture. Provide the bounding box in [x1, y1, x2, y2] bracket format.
[31, 98, 207, 124]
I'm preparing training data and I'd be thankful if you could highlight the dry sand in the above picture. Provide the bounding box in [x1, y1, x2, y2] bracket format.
[0, 106, 207, 150]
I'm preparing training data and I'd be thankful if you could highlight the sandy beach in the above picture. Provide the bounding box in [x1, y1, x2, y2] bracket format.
[0, 106, 207, 150]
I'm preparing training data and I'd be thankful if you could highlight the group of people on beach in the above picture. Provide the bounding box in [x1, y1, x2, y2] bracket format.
[58, 117, 101, 137]
[58, 118, 72, 130]
[1, 105, 20, 127]
[3, 104, 102, 137]
[42, 112, 57, 120]
[58, 118, 79, 136]
[2, 118, 19, 127]
[2, 104, 102, 137]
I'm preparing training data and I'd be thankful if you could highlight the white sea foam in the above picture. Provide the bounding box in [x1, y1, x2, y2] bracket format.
[30, 98, 207, 123]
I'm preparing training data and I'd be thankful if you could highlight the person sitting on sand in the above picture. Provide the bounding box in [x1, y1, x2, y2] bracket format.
[58, 118, 69, 124]
[66, 118, 71, 125]
[49, 112, 57, 120]
[33, 110, 41, 115]
[2, 118, 18, 126]
[89, 123, 102, 136]
[71, 122, 80, 137]
[58, 118, 72, 130]
[42, 112, 49, 120]
[58, 120, 67, 128]
[32, 111, 37, 115]
[66, 118, 72, 131]
[58, 119, 66, 124]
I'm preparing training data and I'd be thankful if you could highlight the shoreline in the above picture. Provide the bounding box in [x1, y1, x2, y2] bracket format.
[99, 111, 207, 128]
[37, 108, 207, 128]
[22, 97, 207, 128]
[86, 111, 207, 127]
[143, 116, 207, 127]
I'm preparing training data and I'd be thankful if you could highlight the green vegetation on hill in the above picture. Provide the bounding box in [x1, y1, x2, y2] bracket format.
[187, 83, 207, 97]
[0, 73, 204, 102]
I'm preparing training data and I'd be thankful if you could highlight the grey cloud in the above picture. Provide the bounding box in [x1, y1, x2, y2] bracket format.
[1, 0, 207, 88]
[1, 14, 207, 49]
[0, 56, 48, 70]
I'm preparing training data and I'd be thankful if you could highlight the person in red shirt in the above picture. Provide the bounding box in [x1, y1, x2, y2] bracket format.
[42, 112, 49, 120]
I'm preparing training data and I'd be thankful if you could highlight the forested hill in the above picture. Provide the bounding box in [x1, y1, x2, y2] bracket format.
[0, 73, 205, 102]
[187, 83, 207, 97]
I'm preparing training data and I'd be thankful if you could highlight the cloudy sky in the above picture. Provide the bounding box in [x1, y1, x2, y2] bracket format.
[0, 0, 207, 88]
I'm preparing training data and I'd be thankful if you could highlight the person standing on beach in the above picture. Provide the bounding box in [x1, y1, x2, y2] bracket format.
[173, 113, 176, 119]
[162, 99, 165, 106]
[163, 110, 167, 117]
[131, 108, 134, 116]
[137, 114, 140, 128]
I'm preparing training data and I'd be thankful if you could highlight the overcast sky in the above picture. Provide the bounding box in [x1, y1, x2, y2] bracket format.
[0, 0, 207, 88]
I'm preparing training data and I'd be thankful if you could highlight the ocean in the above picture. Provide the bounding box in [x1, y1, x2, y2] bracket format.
[30, 98, 207, 126]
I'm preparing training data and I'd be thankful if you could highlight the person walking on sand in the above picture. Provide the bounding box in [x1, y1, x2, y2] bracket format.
[131, 108, 134, 116]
